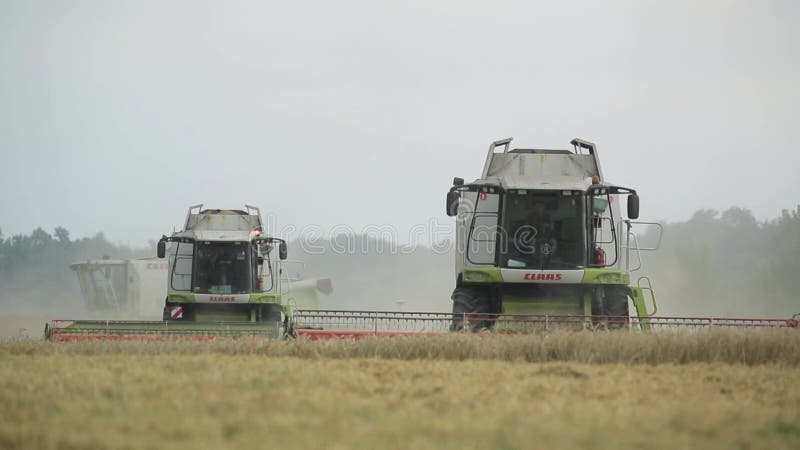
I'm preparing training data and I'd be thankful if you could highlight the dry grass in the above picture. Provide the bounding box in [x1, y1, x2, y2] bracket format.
[1, 331, 799, 449]
[0, 355, 798, 450]
[4, 328, 800, 365]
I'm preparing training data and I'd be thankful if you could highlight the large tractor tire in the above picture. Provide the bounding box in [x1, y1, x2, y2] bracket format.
[604, 291, 630, 329]
[591, 288, 630, 329]
[259, 304, 287, 339]
[259, 303, 284, 323]
[450, 287, 491, 332]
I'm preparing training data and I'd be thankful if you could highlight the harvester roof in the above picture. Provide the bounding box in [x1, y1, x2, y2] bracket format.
[471, 176, 595, 192]
[186, 230, 254, 242]
[199, 209, 248, 215]
[183, 205, 262, 233]
[475, 138, 604, 191]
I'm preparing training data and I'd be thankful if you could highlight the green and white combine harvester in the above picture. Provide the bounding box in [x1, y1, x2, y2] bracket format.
[445, 137, 659, 331]
[294, 137, 667, 337]
[46, 140, 798, 341]
[46, 205, 331, 341]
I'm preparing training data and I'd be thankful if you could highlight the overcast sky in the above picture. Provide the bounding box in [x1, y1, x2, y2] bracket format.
[1, 0, 798, 246]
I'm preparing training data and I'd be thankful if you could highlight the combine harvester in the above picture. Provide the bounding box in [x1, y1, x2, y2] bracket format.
[46, 205, 299, 341]
[45, 141, 798, 341]
[292, 138, 798, 338]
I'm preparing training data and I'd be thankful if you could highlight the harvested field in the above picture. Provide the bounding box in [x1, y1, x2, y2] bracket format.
[1, 331, 799, 449]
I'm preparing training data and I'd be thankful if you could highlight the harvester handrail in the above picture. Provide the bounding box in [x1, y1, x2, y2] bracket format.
[482, 137, 513, 178]
[244, 204, 261, 217]
[627, 231, 640, 272]
[623, 221, 663, 251]
[183, 204, 203, 229]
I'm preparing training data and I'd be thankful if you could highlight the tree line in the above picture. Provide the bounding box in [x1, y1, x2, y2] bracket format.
[643, 206, 800, 317]
[1, 205, 798, 317]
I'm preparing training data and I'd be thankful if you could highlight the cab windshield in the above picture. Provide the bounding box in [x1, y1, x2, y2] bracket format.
[501, 191, 585, 270]
[193, 242, 252, 294]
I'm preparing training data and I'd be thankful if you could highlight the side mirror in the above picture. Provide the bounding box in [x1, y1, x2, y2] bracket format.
[157, 240, 166, 258]
[279, 241, 288, 260]
[452, 177, 464, 186]
[446, 191, 460, 216]
[627, 194, 640, 220]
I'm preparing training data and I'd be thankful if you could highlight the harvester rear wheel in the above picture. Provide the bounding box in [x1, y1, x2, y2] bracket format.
[450, 287, 491, 332]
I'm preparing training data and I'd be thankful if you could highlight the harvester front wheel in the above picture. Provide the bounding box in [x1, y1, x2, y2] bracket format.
[450, 287, 491, 332]
[604, 292, 630, 329]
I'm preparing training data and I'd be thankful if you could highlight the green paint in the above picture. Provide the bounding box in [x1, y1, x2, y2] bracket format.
[501, 295, 585, 316]
[581, 268, 629, 285]
[499, 294, 587, 331]
[463, 267, 503, 283]
[167, 293, 195, 303]
[195, 307, 251, 322]
[249, 293, 280, 304]
[628, 287, 652, 331]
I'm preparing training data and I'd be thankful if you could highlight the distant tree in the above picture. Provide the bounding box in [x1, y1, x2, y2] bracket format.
[720, 207, 759, 230]
[0, 227, 5, 272]
[30, 227, 52, 246]
[758, 205, 800, 306]
[687, 209, 718, 226]
[54, 227, 70, 243]
[645, 205, 799, 316]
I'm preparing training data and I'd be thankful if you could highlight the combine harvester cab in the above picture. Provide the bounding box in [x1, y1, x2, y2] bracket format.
[46, 205, 292, 341]
[445, 138, 661, 331]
